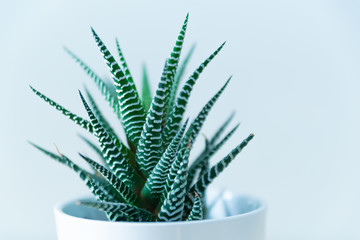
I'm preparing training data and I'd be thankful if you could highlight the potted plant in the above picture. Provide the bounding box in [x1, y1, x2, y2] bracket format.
[30, 14, 266, 240]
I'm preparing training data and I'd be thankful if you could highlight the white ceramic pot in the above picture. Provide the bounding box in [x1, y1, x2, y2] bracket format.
[54, 189, 267, 240]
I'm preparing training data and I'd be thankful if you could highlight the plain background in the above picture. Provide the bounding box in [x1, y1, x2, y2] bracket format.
[1, 0, 360, 239]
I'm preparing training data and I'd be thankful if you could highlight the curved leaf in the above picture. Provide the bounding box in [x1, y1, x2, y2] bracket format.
[91, 28, 146, 146]
[136, 61, 168, 178]
[79, 91, 143, 189]
[63, 47, 121, 119]
[30, 86, 93, 133]
[162, 42, 226, 148]
[157, 147, 189, 222]
[141, 120, 188, 204]
[190, 133, 254, 198]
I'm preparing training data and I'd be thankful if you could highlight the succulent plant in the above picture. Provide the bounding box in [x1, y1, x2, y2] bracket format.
[30, 14, 254, 222]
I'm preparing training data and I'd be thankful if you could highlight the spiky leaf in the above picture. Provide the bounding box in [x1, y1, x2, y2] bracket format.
[190, 133, 254, 198]
[30, 86, 93, 133]
[63, 47, 121, 119]
[157, 147, 189, 222]
[209, 112, 235, 146]
[29, 143, 124, 202]
[91, 28, 146, 146]
[115, 38, 137, 93]
[186, 192, 203, 221]
[161, 14, 189, 129]
[187, 76, 231, 149]
[84, 88, 118, 139]
[168, 44, 196, 116]
[79, 91, 143, 189]
[78, 134, 107, 166]
[79, 154, 139, 205]
[141, 64, 152, 113]
[136, 61, 168, 178]
[141, 120, 188, 204]
[162, 42, 226, 147]
[86, 177, 129, 221]
[187, 123, 240, 187]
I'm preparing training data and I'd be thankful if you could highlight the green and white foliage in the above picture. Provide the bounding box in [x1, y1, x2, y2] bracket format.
[31, 14, 254, 222]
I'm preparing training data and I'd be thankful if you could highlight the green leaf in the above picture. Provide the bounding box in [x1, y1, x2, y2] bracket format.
[162, 42, 226, 148]
[30, 86, 93, 133]
[79, 154, 139, 205]
[115, 38, 138, 93]
[141, 120, 188, 205]
[187, 76, 231, 149]
[84, 88, 137, 163]
[161, 14, 189, 130]
[30, 142, 93, 182]
[141, 64, 152, 113]
[84, 88, 118, 141]
[209, 112, 235, 146]
[63, 47, 121, 120]
[136, 61, 168, 178]
[78, 201, 155, 222]
[168, 44, 196, 117]
[78, 134, 107, 167]
[91, 28, 146, 146]
[187, 123, 240, 188]
[158, 139, 190, 209]
[190, 133, 255, 198]
[79, 91, 144, 189]
[30, 142, 123, 202]
[186, 192, 203, 221]
[87, 177, 129, 221]
[87, 177, 121, 203]
[157, 147, 189, 222]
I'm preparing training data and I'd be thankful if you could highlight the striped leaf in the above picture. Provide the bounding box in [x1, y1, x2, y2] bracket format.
[87, 177, 129, 221]
[79, 154, 139, 205]
[168, 44, 196, 117]
[187, 123, 240, 188]
[141, 120, 188, 204]
[30, 86, 93, 133]
[84, 81, 136, 156]
[87, 177, 121, 203]
[79, 91, 143, 189]
[161, 14, 189, 130]
[29, 142, 124, 202]
[190, 133, 255, 198]
[162, 42, 226, 147]
[78, 134, 107, 166]
[90, 179, 129, 221]
[136, 61, 168, 178]
[30, 142, 94, 183]
[91, 28, 146, 146]
[78, 201, 155, 222]
[159, 140, 190, 209]
[141, 64, 152, 113]
[187, 77, 231, 149]
[157, 147, 189, 222]
[84, 89, 136, 164]
[209, 112, 235, 146]
[186, 192, 203, 221]
[84, 88, 118, 140]
[63, 47, 121, 119]
[115, 38, 137, 92]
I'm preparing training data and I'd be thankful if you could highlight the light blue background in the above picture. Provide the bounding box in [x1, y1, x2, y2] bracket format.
[1, 0, 360, 239]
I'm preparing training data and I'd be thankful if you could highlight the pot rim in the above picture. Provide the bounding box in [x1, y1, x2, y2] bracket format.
[54, 191, 267, 226]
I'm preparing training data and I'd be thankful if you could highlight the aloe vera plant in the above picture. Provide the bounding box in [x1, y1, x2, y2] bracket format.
[30, 14, 254, 222]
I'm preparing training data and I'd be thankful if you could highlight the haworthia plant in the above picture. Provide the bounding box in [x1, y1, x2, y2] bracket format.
[31, 14, 254, 222]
